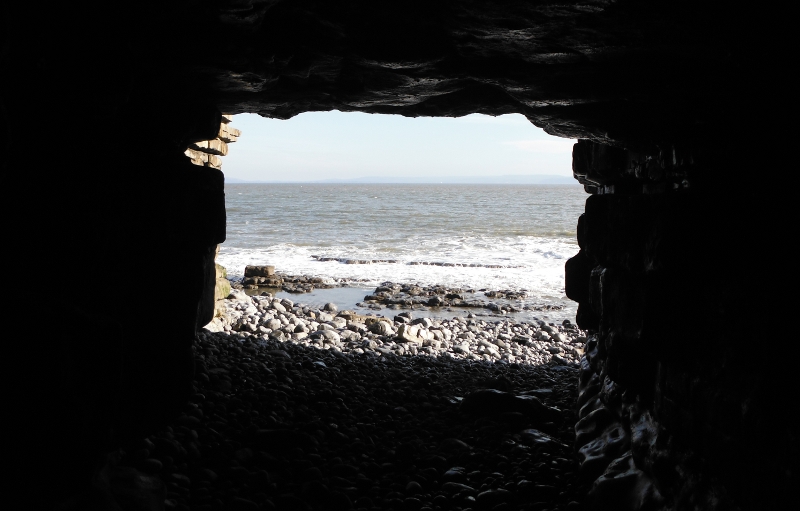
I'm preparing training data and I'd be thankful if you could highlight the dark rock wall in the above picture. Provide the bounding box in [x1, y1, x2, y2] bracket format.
[5, 6, 229, 505]
[3, 1, 793, 509]
[567, 141, 793, 509]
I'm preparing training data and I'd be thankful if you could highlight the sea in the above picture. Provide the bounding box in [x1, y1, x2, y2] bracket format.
[217, 183, 587, 323]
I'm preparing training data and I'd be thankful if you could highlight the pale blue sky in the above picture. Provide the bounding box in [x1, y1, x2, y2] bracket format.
[222, 111, 576, 182]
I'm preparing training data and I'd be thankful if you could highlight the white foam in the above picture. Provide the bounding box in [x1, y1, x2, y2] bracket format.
[217, 235, 578, 310]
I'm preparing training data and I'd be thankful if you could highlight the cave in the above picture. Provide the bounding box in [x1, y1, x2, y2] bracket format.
[6, 1, 793, 510]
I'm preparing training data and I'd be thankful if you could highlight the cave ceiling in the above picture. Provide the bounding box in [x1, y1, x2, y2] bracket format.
[201, 0, 760, 151]
[6, 1, 772, 152]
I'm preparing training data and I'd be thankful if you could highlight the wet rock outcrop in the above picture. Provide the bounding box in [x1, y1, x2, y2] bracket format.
[4, 1, 792, 510]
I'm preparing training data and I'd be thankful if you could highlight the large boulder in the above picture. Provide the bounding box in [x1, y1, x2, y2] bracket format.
[244, 265, 275, 277]
[396, 324, 426, 344]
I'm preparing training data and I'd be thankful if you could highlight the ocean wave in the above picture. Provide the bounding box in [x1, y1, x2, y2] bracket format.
[216, 235, 577, 303]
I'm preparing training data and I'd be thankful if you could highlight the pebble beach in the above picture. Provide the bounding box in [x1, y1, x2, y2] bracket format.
[115, 284, 589, 511]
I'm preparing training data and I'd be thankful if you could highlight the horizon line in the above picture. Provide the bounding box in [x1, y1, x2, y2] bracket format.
[224, 174, 579, 184]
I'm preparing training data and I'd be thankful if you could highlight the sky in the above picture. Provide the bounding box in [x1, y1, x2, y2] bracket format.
[222, 111, 577, 183]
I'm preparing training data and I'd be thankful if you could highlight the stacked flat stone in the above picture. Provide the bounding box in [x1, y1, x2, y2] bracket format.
[184, 114, 240, 169]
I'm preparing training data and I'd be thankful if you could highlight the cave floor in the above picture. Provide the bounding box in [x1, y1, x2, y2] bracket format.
[120, 331, 587, 511]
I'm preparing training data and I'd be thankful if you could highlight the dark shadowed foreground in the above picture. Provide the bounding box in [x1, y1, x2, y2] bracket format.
[107, 331, 583, 511]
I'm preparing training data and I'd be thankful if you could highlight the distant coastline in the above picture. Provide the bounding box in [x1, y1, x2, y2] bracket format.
[225, 174, 579, 185]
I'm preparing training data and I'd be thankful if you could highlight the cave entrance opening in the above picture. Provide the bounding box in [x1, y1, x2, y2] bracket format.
[216, 111, 584, 325]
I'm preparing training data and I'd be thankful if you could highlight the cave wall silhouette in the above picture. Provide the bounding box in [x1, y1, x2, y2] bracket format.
[4, 1, 792, 509]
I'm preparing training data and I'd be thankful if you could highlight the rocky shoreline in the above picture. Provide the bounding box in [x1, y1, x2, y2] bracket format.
[357, 282, 564, 315]
[240, 267, 342, 294]
[206, 289, 584, 366]
[109, 288, 589, 511]
[234, 265, 566, 316]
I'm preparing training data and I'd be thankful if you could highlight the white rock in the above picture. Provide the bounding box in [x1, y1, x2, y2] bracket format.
[369, 321, 395, 336]
[330, 317, 347, 328]
[423, 339, 442, 349]
[203, 317, 225, 332]
[411, 317, 433, 328]
[316, 329, 341, 343]
[452, 344, 469, 355]
[227, 289, 250, 302]
[340, 330, 359, 341]
[347, 321, 367, 332]
[398, 323, 430, 344]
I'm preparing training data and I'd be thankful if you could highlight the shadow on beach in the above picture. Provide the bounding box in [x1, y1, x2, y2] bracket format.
[111, 332, 586, 511]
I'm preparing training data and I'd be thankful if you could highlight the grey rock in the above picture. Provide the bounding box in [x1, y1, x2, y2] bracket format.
[368, 321, 394, 336]
[411, 317, 433, 328]
[313, 329, 341, 344]
[518, 428, 569, 453]
[330, 317, 347, 328]
[227, 289, 251, 302]
[452, 343, 470, 355]
[441, 482, 476, 494]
